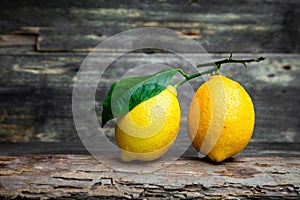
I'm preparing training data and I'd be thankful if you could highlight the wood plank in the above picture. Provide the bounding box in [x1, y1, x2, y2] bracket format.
[0, 52, 299, 142]
[0, 142, 299, 157]
[0, 34, 36, 47]
[0, 155, 299, 199]
[0, 0, 299, 52]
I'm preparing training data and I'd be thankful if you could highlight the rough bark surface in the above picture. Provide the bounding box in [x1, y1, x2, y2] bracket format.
[0, 155, 299, 199]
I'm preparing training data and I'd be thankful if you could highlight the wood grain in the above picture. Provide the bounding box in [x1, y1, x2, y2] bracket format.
[0, 0, 299, 52]
[0, 155, 299, 199]
[0, 34, 36, 47]
[0, 142, 299, 157]
[0, 1, 299, 198]
[0, 52, 299, 142]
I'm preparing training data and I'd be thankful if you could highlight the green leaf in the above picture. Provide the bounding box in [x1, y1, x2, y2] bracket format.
[101, 82, 117, 128]
[101, 68, 179, 127]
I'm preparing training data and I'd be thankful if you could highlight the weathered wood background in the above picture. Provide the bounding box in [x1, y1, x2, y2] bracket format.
[0, 0, 299, 199]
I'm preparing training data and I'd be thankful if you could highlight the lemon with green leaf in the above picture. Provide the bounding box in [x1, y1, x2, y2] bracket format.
[102, 69, 181, 162]
[101, 55, 265, 163]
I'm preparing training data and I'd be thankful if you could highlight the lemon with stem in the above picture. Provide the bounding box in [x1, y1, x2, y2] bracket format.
[102, 55, 265, 162]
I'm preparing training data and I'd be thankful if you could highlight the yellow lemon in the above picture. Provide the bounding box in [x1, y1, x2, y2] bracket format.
[187, 75, 255, 162]
[115, 85, 180, 162]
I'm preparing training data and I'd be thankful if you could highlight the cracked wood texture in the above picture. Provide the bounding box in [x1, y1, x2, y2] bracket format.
[0, 0, 300, 199]
[0, 155, 299, 199]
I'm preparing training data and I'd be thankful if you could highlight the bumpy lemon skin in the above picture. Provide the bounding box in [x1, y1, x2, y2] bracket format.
[115, 85, 181, 162]
[187, 75, 255, 162]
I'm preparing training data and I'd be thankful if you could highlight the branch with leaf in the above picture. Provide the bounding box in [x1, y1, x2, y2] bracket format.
[102, 54, 266, 127]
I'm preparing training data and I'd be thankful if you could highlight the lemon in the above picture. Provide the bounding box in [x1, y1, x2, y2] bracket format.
[187, 75, 255, 162]
[115, 85, 180, 162]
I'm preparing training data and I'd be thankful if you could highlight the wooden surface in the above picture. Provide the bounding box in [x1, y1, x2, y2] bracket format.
[1, 0, 300, 52]
[1, 143, 300, 199]
[0, 52, 298, 143]
[0, 155, 299, 199]
[0, 142, 299, 157]
[0, 0, 299, 199]
[0, 0, 299, 143]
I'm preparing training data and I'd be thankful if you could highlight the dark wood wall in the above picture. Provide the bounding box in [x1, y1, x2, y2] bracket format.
[0, 0, 299, 145]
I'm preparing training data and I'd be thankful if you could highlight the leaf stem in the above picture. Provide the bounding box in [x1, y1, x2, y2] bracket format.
[174, 54, 266, 89]
[176, 68, 189, 79]
[174, 67, 216, 88]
